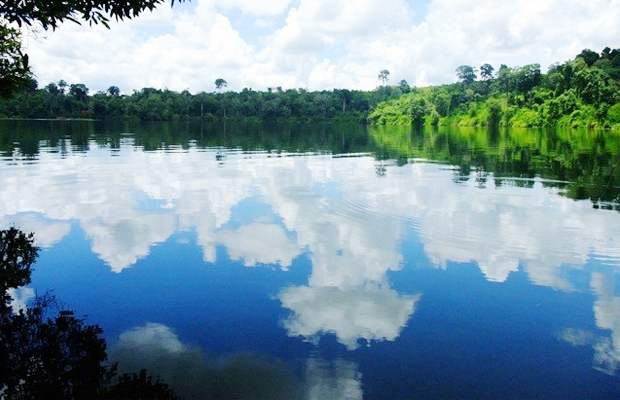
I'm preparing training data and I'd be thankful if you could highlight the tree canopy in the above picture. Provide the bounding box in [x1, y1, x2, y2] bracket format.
[368, 47, 620, 130]
[0, 0, 186, 30]
[215, 78, 227, 90]
[456, 65, 477, 84]
[378, 69, 390, 86]
[0, 24, 31, 97]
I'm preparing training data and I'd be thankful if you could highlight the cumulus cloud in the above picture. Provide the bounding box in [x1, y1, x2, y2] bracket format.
[216, 222, 302, 269]
[0, 213, 70, 249]
[279, 285, 420, 349]
[21, 0, 620, 92]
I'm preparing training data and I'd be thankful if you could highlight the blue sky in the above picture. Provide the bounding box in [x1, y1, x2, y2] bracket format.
[22, 0, 620, 93]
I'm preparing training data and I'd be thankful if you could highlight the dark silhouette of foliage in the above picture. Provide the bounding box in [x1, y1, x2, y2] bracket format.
[0, 0, 186, 30]
[0, 23, 32, 98]
[480, 63, 494, 80]
[0, 228, 181, 399]
[215, 78, 228, 90]
[0, 227, 38, 295]
[0, 0, 186, 97]
[105, 369, 180, 400]
[378, 69, 390, 86]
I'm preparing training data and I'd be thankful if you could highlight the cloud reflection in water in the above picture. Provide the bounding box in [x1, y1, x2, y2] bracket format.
[108, 323, 299, 400]
[2, 141, 620, 373]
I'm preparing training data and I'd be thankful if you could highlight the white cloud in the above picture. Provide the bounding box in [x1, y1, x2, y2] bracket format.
[216, 222, 302, 269]
[557, 271, 620, 376]
[279, 285, 420, 349]
[19, 0, 620, 92]
[590, 272, 620, 375]
[209, 0, 294, 17]
[1, 213, 70, 248]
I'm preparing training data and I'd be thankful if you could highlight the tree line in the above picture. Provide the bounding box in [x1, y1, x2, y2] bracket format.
[3, 47, 620, 129]
[369, 47, 620, 129]
[0, 78, 406, 122]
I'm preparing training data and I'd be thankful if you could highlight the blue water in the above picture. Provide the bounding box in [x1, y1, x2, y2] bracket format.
[2, 122, 620, 399]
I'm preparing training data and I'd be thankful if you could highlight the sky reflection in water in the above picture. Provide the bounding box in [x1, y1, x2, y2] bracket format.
[1, 126, 620, 398]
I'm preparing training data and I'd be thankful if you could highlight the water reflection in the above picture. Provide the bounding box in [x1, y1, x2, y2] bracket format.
[554, 270, 620, 376]
[109, 323, 297, 399]
[109, 322, 366, 400]
[304, 357, 363, 400]
[2, 144, 619, 284]
[279, 285, 419, 349]
[217, 223, 301, 269]
[2, 122, 620, 392]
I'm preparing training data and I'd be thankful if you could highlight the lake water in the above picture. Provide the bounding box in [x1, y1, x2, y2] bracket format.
[1, 120, 620, 399]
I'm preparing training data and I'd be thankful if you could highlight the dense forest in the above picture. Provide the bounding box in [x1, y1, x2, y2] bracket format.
[369, 47, 620, 129]
[2, 47, 620, 129]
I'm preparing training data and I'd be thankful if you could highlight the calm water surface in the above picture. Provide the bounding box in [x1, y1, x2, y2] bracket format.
[1, 120, 620, 399]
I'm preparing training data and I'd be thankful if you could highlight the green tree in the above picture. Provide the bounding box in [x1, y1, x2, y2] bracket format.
[58, 79, 68, 95]
[69, 83, 89, 101]
[456, 65, 476, 84]
[378, 69, 390, 86]
[398, 79, 410, 93]
[577, 48, 599, 67]
[45, 82, 60, 95]
[480, 63, 494, 80]
[107, 86, 120, 96]
[0, 23, 31, 97]
[410, 98, 427, 127]
[512, 64, 541, 100]
[215, 78, 227, 90]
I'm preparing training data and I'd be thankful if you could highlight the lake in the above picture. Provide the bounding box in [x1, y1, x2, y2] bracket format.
[1, 120, 620, 399]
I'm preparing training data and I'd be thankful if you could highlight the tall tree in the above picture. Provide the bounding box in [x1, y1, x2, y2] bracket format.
[378, 69, 390, 86]
[69, 83, 89, 101]
[107, 86, 120, 96]
[480, 63, 494, 80]
[455, 65, 477, 84]
[398, 79, 411, 93]
[215, 78, 227, 90]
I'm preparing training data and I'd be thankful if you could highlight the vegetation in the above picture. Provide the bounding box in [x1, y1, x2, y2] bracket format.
[2, 46, 620, 130]
[368, 47, 620, 130]
[369, 125, 620, 210]
[0, 83, 396, 123]
[0, 0, 186, 98]
[0, 227, 180, 399]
